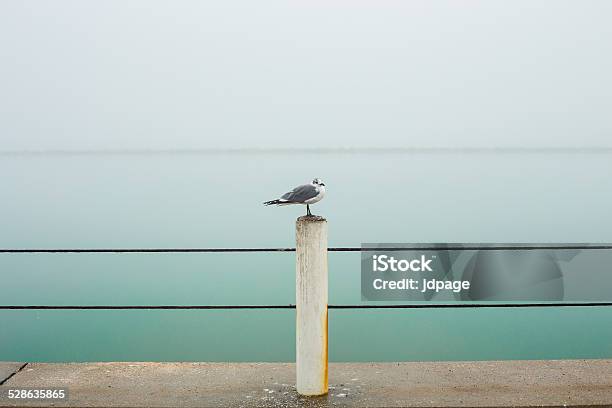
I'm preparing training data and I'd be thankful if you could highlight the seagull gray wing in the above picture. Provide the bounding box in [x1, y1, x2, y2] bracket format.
[281, 184, 318, 203]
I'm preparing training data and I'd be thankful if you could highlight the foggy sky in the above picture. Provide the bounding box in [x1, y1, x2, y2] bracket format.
[1, 0, 611, 150]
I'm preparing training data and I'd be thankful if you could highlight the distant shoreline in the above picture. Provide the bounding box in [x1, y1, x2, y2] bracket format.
[2, 147, 612, 156]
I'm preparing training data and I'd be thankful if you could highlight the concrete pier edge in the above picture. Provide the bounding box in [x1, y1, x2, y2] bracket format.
[0, 360, 611, 407]
[0, 363, 27, 386]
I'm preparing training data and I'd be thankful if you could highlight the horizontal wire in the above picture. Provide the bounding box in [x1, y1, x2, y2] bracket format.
[1, 303, 612, 310]
[329, 302, 612, 309]
[2, 245, 612, 253]
[0, 305, 294, 310]
[0, 248, 296, 253]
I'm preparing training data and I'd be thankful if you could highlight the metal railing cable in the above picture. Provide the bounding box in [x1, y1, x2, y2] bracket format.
[2, 245, 612, 253]
[1, 303, 612, 310]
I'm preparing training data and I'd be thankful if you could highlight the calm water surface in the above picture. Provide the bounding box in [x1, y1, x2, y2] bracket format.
[1, 152, 611, 361]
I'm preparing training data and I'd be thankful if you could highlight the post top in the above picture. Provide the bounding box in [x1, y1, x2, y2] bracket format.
[297, 215, 327, 223]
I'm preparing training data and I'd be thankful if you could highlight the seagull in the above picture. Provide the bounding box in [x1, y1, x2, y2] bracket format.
[264, 178, 326, 216]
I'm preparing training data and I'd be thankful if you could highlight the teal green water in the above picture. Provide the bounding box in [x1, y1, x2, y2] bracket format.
[1, 152, 611, 362]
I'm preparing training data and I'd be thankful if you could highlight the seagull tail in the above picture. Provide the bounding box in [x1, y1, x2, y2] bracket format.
[264, 199, 292, 206]
[263, 199, 282, 206]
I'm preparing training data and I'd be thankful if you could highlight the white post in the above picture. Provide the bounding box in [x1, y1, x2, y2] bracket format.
[295, 216, 328, 396]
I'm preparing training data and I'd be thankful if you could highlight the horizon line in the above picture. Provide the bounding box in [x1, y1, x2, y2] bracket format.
[2, 146, 612, 156]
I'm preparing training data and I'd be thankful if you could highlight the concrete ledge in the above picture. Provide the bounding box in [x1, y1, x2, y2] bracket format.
[0, 364, 25, 385]
[0, 360, 611, 407]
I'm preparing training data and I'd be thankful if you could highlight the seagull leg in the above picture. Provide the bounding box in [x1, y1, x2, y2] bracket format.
[306, 204, 312, 216]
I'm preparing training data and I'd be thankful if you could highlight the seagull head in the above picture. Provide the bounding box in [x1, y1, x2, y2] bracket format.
[312, 178, 325, 187]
